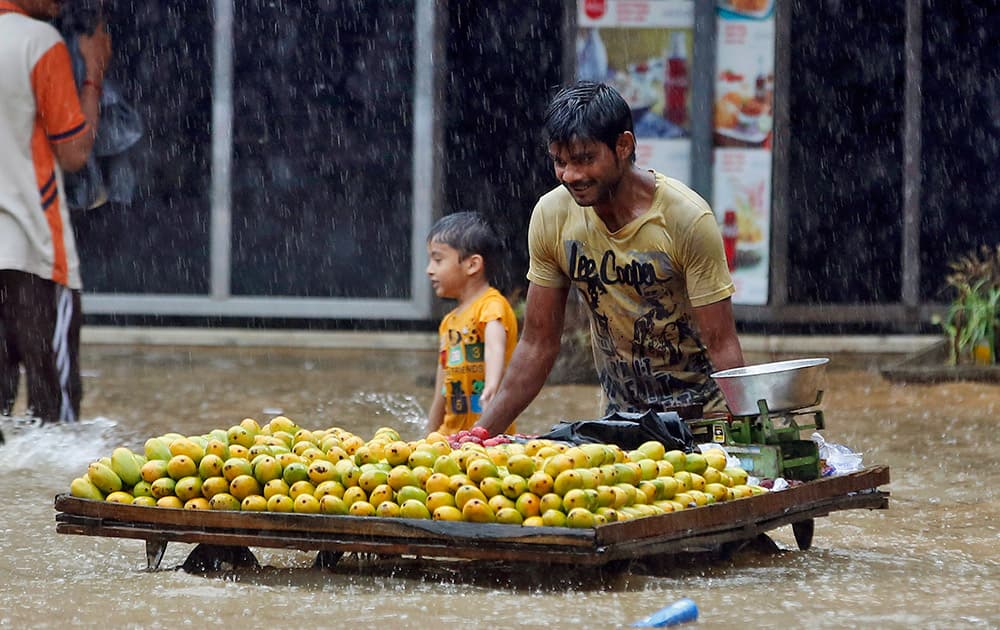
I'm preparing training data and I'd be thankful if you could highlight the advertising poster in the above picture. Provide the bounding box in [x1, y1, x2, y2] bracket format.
[577, 0, 695, 183]
[711, 0, 775, 305]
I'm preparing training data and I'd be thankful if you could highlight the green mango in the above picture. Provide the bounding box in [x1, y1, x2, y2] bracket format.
[70, 476, 105, 501]
[111, 447, 143, 487]
[87, 461, 123, 494]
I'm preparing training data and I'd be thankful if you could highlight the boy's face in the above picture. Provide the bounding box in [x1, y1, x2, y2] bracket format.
[426, 240, 468, 300]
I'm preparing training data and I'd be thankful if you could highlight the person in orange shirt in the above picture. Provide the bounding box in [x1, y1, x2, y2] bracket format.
[425, 212, 519, 437]
[0, 0, 111, 423]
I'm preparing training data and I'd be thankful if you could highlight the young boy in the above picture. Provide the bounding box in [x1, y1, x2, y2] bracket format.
[425, 212, 518, 436]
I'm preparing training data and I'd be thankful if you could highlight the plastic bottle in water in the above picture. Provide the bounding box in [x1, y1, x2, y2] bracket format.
[631, 598, 699, 627]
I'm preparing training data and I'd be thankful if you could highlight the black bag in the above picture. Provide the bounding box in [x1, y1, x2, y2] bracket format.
[538, 409, 696, 453]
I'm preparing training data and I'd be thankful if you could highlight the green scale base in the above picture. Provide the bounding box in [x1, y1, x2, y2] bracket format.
[687, 396, 825, 482]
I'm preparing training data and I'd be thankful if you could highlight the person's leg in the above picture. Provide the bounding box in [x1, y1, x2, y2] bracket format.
[64, 288, 83, 421]
[0, 271, 23, 415]
[14, 273, 77, 423]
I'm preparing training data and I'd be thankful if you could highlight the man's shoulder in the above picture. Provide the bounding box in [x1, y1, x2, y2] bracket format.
[536, 183, 576, 211]
[652, 170, 714, 222]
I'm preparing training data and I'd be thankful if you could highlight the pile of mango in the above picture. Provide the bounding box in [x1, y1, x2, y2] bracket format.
[69, 417, 766, 528]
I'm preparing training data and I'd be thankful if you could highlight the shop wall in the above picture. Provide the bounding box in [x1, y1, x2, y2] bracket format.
[228, 1, 416, 299]
[71, 1, 996, 326]
[441, 1, 566, 296]
[786, 0, 906, 304]
[786, 0, 1000, 307]
[73, 3, 213, 295]
[919, 0, 1000, 299]
[75, 1, 563, 311]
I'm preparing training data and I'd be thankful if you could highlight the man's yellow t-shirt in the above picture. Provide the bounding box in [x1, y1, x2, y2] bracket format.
[438, 287, 518, 434]
[527, 170, 734, 415]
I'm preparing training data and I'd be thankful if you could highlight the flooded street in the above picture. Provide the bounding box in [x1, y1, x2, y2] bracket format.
[0, 344, 997, 629]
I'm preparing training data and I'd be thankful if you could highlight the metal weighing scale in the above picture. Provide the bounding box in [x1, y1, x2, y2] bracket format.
[687, 392, 826, 482]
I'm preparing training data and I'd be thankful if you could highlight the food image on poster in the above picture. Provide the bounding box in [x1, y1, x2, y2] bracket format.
[711, 1, 774, 306]
[714, 69, 772, 147]
[577, 0, 695, 182]
[713, 149, 771, 305]
[715, 0, 775, 19]
[576, 1, 695, 140]
[713, 18, 775, 148]
[577, 27, 691, 140]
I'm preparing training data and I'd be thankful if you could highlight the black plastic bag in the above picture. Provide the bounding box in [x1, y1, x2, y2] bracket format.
[538, 409, 696, 453]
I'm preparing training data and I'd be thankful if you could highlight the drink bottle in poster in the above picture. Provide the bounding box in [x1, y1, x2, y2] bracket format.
[577, 0, 695, 184]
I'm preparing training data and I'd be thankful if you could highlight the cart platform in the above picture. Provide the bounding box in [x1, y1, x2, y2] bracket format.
[54, 465, 889, 571]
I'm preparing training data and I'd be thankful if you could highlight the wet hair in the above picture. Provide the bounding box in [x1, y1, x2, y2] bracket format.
[52, 0, 104, 36]
[428, 211, 503, 285]
[543, 80, 635, 162]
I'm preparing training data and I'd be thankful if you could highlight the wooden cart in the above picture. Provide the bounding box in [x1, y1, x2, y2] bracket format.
[54, 465, 889, 572]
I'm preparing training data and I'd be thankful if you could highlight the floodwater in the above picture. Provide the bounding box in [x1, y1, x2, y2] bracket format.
[0, 344, 997, 629]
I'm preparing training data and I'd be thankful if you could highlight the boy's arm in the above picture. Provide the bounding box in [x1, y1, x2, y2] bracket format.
[426, 365, 446, 435]
[479, 319, 508, 408]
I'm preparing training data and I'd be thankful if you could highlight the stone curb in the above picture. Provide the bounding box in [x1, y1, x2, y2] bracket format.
[81, 326, 941, 355]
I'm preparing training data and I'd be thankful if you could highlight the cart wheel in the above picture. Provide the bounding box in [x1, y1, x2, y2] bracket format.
[792, 519, 815, 550]
[598, 559, 631, 575]
[145, 539, 168, 571]
[181, 544, 259, 573]
[314, 550, 343, 570]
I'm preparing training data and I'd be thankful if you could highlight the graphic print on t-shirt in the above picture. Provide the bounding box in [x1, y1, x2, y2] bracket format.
[564, 238, 716, 412]
[443, 325, 486, 415]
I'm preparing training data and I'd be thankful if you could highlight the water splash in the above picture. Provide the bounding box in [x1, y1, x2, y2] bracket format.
[0, 416, 121, 476]
[348, 392, 426, 427]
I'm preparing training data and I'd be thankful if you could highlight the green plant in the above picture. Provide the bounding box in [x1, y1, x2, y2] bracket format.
[935, 245, 1000, 365]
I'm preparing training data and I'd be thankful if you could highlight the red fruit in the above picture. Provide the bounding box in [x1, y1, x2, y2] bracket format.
[469, 426, 490, 440]
[482, 437, 503, 447]
[458, 435, 480, 444]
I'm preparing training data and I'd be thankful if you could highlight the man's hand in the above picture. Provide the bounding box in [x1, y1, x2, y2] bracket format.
[77, 19, 112, 85]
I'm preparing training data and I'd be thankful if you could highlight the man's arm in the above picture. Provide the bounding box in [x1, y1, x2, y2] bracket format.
[474, 282, 569, 436]
[692, 297, 744, 371]
[52, 21, 112, 172]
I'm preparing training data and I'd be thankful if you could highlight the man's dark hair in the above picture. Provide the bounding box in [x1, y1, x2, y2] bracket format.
[428, 211, 503, 285]
[53, 0, 104, 35]
[543, 80, 635, 162]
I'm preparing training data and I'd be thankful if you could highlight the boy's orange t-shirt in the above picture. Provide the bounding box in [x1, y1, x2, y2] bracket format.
[437, 287, 518, 435]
